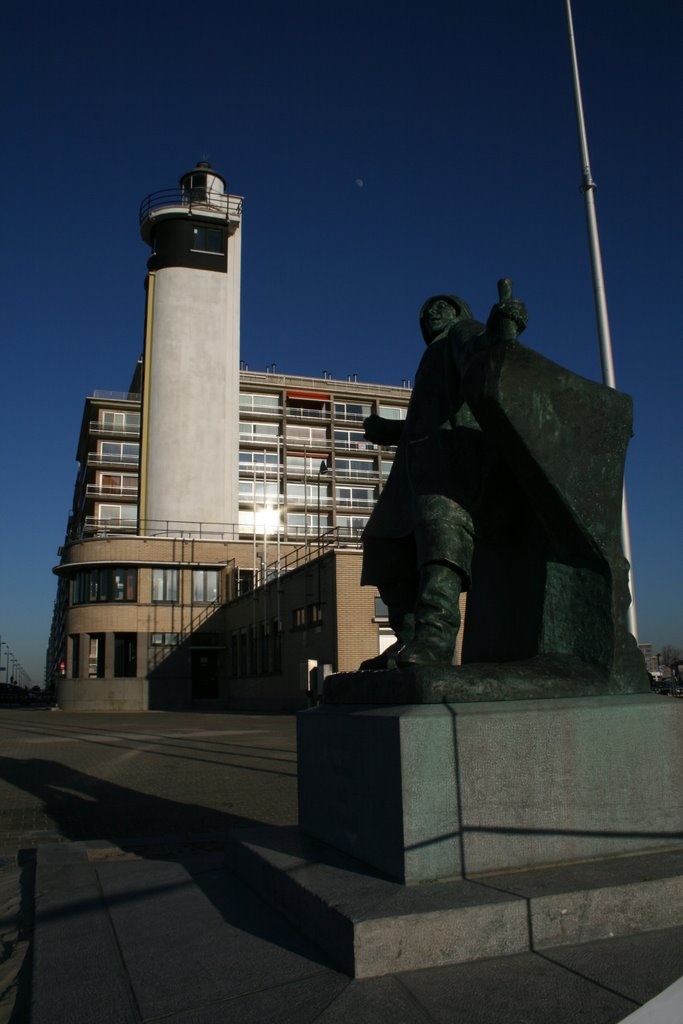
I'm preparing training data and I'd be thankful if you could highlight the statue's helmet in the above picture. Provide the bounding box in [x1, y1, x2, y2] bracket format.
[419, 294, 473, 344]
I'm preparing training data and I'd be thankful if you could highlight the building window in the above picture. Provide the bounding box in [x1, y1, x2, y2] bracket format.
[88, 635, 105, 678]
[239, 451, 279, 470]
[286, 454, 329, 476]
[99, 441, 140, 465]
[96, 504, 138, 527]
[70, 634, 80, 678]
[100, 410, 140, 433]
[335, 486, 376, 508]
[293, 607, 306, 630]
[272, 619, 282, 673]
[239, 421, 279, 443]
[334, 458, 375, 479]
[151, 633, 179, 647]
[191, 226, 223, 253]
[193, 570, 219, 603]
[334, 429, 373, 451]
[336, 514, 370, 537]
[239, 393, 280, 415]
[374, 597, 389, 620]
[286, 513, 330, 537]
[286, 424, 328, 446]
[96, 473, 138, 496]
[379, 404, 407, 420]
[260, 623, 270, 673]
[334, 401, 372, 423]
[239, 480, 279, 502]
[152, 568, 178, 602]
[308, 603, 323, 626]
[114, 633, 137, 677]
[71, 568, 137, 605]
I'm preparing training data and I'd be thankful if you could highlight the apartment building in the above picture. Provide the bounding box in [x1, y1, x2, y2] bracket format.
[49, 367, 411, 710]
[47, 160, 419, 710]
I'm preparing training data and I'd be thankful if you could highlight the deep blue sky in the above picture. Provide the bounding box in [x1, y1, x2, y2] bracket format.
[1, 0, 680, 683]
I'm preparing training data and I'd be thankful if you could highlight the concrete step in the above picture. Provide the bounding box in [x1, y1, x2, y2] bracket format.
[225, 826, 683, 978]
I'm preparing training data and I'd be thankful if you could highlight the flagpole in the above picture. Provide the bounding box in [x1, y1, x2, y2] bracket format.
[565, 0, 638, 639]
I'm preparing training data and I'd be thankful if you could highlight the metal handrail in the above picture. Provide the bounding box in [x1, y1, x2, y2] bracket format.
[87, 453, 140, 468]
[89, 422, 141, 437]
[139, 188, 243, 225]
[86, 485, 138, 498]
[91, 390, 141, 402]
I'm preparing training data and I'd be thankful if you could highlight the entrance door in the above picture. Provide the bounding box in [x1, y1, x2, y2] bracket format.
[191, 650, 219, 699]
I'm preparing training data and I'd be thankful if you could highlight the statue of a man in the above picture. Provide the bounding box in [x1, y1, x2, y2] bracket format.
[361, 287, 528, 669]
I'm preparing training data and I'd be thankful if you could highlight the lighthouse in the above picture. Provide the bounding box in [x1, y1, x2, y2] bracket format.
[138, 161, 243, 535]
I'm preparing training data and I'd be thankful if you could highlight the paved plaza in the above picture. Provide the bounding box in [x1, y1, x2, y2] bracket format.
[0, 708, 299, 860]
[1, 707, 682, 1024]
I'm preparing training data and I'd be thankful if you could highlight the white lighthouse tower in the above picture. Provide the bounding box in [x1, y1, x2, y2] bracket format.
[138, 161, 243, 535]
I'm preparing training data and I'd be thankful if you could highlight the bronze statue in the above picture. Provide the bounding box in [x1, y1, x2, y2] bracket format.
[361, 283, 528, 669]
[355, 280, 647, 698]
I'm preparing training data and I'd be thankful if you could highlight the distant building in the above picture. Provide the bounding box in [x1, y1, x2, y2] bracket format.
[47, 162, 413, 710]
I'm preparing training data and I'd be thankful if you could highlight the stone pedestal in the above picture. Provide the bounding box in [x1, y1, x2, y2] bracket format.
[297, 694, 683, 883]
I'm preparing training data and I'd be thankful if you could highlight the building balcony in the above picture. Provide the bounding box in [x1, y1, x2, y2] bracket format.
[333, 440, 376, 453]
[83, 517, 138, 536]
[333, 467, 379, 481]
[89, 422, 141, 439]
[238, 463, 281, 478]
[286, 406, 331, 422]
[87, 453, 140, 470]
[85, 485, 138, 499]
[333, 411, 368, 425]
[239, 404, 283, 418]
[283, 438, 331, 452]
[238, 433, 280, 447]
[139, 189, 243, 243]
[334, 497, 375, 508]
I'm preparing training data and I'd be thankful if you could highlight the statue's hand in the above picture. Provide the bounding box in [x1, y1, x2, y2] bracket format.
[363, 414, 404, 446]
[487, 298, 528, 341]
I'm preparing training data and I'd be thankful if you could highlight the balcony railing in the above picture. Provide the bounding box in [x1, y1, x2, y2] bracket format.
[87, 453, 140, 469]
[86, 485, 138, 499]
[238, 433, 280, 446]
[286, 407, 331, 421]
[83, 517, 137, 536]
[333, 440, 376, 452]
[91, 390, 141, 402]
[139, 189, 243, 226]
[239, 404, 283, 417]
[238, 464, 281, 477]
[89, 422, 141, 438]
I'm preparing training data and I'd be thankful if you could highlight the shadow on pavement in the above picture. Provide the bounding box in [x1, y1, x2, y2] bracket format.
[0, 755, 330, 971]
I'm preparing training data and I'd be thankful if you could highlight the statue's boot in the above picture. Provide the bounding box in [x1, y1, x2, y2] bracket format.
[359, 611, 415, 671]
[396, 564, 462, 668]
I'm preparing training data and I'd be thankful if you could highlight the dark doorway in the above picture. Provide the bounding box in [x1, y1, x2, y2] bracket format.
[114, 633, 137, 677]
[191, 650, 219, 699]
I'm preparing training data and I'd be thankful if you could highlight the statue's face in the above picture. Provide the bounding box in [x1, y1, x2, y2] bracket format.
[424, 299, 459, 341]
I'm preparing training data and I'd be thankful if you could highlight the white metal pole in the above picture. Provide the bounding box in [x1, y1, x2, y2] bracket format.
[565, 0, 638, 639]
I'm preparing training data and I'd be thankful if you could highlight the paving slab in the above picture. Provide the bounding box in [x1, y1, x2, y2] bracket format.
[398, 951, 639, 1024]
[29, 838, 683, 1024]
[542, 925, 683, 1005]
[31, 844, 138, 1024]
